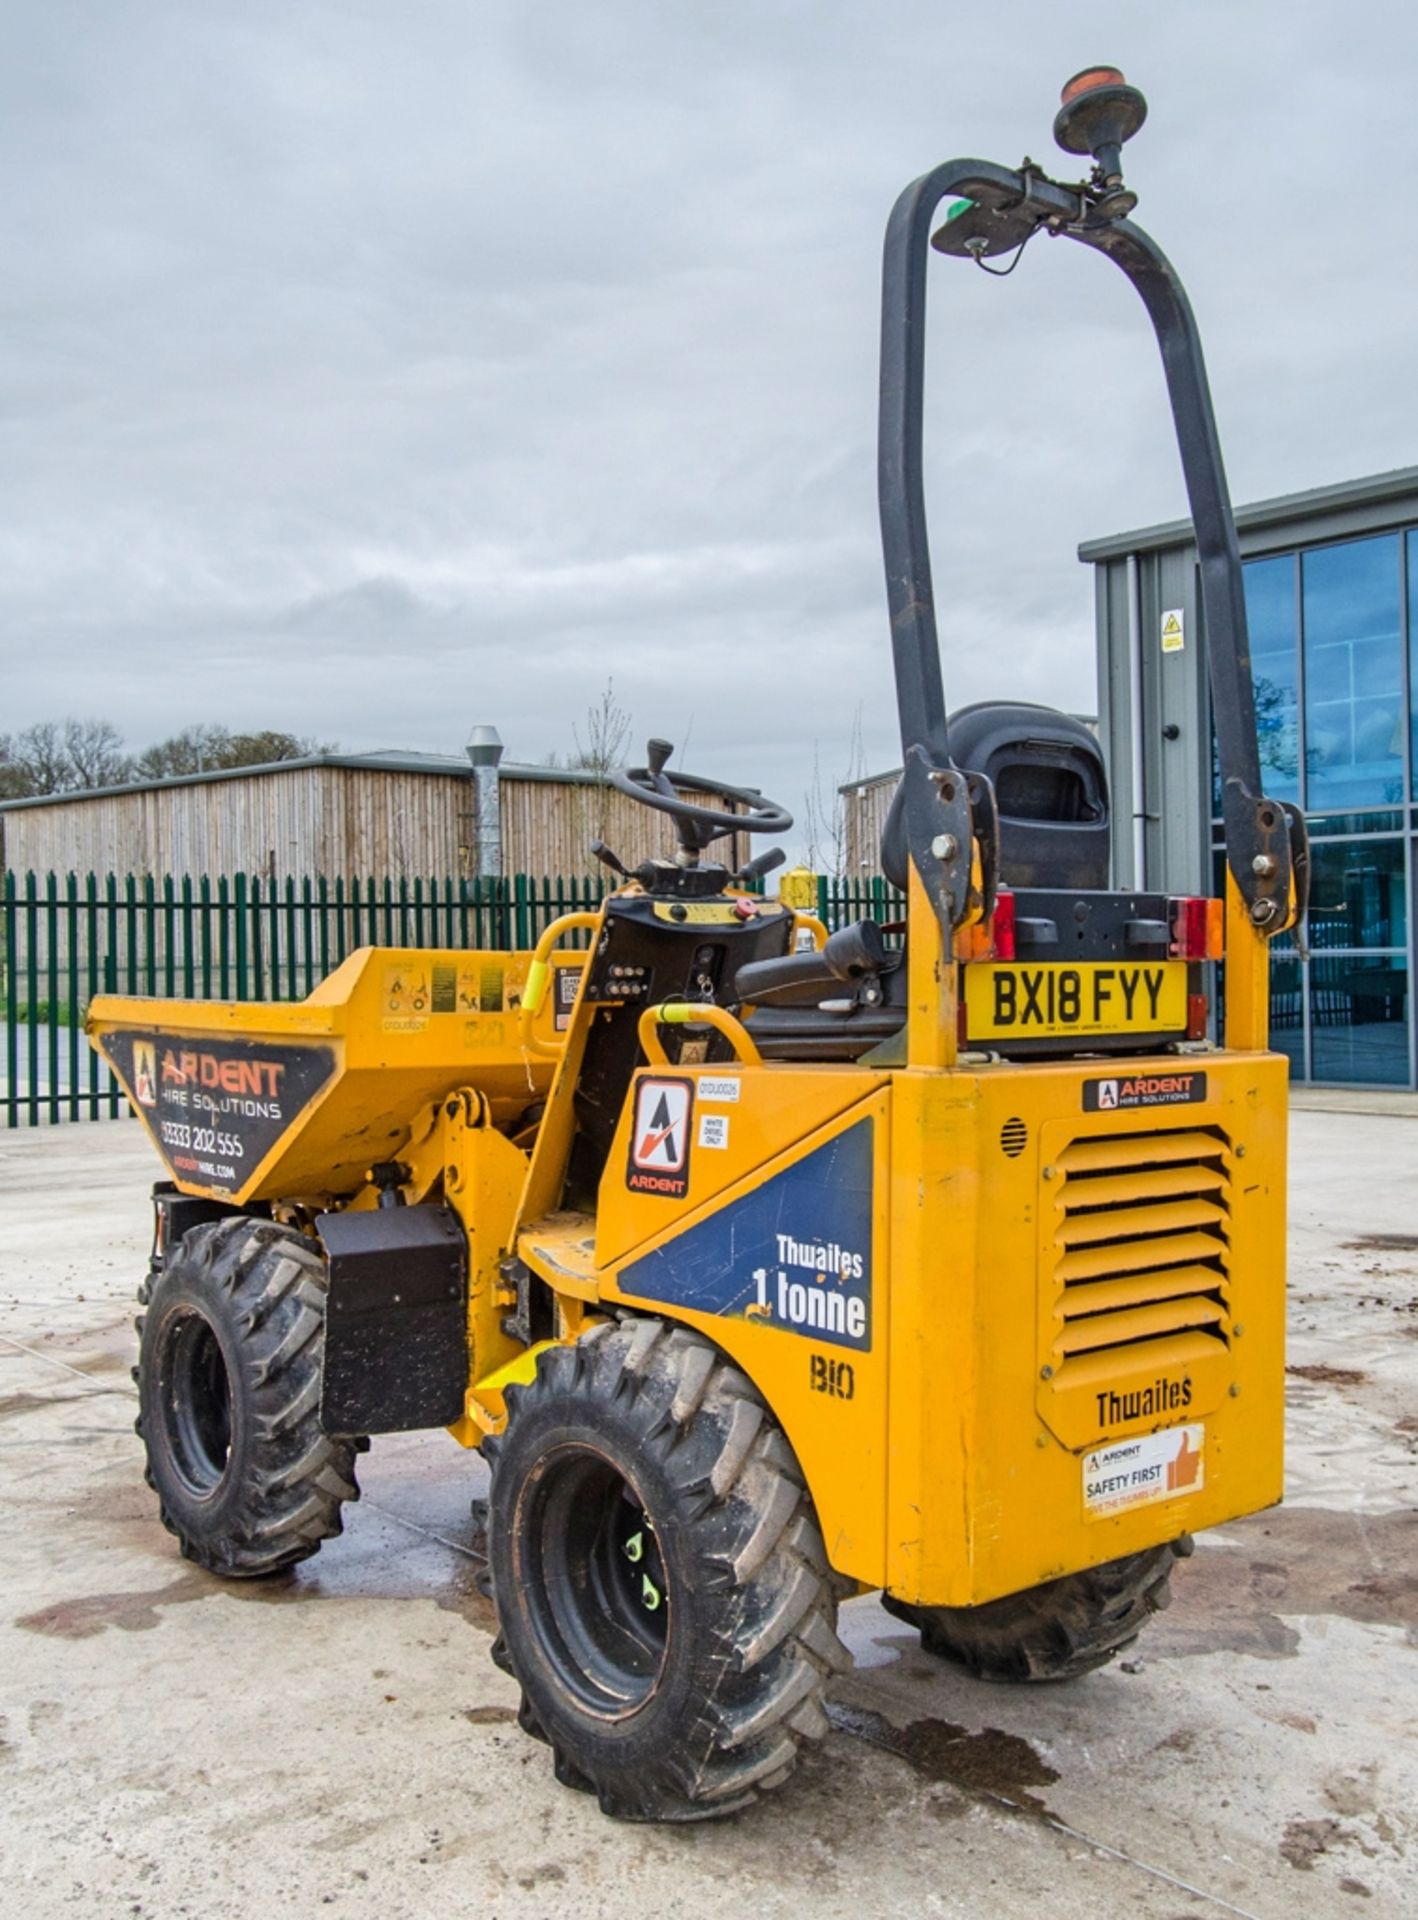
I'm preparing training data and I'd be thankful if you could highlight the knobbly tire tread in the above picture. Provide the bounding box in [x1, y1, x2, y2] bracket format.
[882, 1538, 1190, 1682]
[486, 1314, 850, 1822]
[134, 1219, 361, 1578]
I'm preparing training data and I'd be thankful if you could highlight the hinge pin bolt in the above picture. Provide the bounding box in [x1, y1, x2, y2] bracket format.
[1250, 898, 1279, 926]
[1252, 854, 1277, 877]
[932, 833, 958, 861]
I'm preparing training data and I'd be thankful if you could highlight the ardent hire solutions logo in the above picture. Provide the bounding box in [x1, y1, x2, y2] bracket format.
[626, 1078, 693, 1198]
[1084, 1070, 1207, 1112]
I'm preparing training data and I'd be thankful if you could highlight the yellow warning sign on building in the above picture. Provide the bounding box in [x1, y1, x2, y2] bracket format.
[1161, 608, 1185, 654]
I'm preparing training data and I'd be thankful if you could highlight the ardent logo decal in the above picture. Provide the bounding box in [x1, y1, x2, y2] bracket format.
[626, 1077, 694, 1198]
[1083, 1070, 1207, 1112]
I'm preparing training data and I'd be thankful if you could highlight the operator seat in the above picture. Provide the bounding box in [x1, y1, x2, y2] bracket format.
[738, 703, 1109, 1060]
[879, 702, 1108, 892]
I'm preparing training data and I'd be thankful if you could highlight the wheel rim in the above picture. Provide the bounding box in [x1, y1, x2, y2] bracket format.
[519, 1446, 670, 1720]
[158, 1309, 233, 1497]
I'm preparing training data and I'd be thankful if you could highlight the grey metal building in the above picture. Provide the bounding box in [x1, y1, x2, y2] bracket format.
[1085, 465, 1418, 1088]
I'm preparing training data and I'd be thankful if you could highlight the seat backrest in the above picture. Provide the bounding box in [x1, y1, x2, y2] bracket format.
[880, 702, 1110, 891]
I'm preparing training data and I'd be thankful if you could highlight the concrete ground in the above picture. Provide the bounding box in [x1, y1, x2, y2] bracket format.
[1, 1112, 1414, 1920]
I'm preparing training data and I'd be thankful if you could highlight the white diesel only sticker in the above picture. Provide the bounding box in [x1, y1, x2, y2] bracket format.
[1083, 1424, 1204, 1518]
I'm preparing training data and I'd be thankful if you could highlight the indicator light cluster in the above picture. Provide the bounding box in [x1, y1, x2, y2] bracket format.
[1169, 896, 1225, 961]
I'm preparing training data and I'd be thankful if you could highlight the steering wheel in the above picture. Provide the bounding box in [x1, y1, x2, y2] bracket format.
[608, 739, 793, 851]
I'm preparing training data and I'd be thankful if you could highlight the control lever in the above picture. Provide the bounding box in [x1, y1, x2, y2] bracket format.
[738, 847, 786, 884]
[591, 840, 631, 879]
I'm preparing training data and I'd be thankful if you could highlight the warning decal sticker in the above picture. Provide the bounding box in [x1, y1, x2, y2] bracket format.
[1161, 608, 1185, 653]
[626, 1076, 694, 1198]
[1083, 1423, 1204, 1518]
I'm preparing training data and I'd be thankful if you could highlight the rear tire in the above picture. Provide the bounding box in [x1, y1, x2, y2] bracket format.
[134, 1219, 361, 1577]
[485, 1316, 851, 1821]
[882, 1540, 1189, 1682]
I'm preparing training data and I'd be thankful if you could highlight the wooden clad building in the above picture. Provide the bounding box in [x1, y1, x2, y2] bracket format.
[840, 770, 900, 877]
[0, 750, 747, 880]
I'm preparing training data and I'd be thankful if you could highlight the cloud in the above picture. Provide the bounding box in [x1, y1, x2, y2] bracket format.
[4, 2, 1418, 848]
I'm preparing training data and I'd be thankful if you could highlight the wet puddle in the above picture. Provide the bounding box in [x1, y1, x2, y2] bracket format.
[16, 1427, 501, 1638]
[826, 1702, 1059, 1815]
[1287, 1362, 1369, 1387]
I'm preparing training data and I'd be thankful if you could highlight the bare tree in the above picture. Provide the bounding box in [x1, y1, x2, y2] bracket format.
[570, 679, 633, 778]
[801, 706, 867, 876]
[568, 679, 634, 853]
[0, 718, 333, 797]
[135, 723, 228, 779]
[6, 721, 76, 796]
[135, 725, 332, 780]
[63, 718, 133, 790]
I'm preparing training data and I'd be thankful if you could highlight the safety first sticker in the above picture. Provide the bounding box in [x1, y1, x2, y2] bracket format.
[1083, 1423, 1204, 1518]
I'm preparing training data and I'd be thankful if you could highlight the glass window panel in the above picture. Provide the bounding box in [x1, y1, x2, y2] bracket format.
[1306, 701, 1353, 773]
[1306, 838, 1407, 952]
[1242, 555, 1299, 802]
[1215, 955, 1305, 1075]
[1305, 645, 1352, 706]
[1268, 955, 1306, 1081]
[1409, 529, 1418, 794]
[1306, 810, 1403, 837]
[1353, 637, 1401, 696]
[1310, 958, 1409, 1086]
[1303, 535, 1403, 808]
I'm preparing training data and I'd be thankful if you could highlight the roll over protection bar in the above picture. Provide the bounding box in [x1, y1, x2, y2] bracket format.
[878, 79, 1308, 940]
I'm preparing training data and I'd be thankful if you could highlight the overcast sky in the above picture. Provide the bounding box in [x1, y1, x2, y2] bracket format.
[5, 2, 1418, 844]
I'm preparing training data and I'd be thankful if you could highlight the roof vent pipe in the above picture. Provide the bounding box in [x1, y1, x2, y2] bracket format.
[465, 726, 504, 877]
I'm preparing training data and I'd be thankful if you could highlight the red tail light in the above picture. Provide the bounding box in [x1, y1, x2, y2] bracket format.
[991, 889, 1016, 961]
[1169, 895, 1224, 961]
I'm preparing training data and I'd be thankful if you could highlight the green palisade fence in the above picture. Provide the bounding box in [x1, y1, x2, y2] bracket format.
[2, 869, 606, 1127]
[817, 874, 906, 938]
[2, 868, 906, 1127]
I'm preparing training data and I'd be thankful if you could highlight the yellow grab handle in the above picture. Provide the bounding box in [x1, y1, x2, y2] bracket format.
[793, 913, 829, 951]
[519, 911, 600, 1056]
[636, 1001, 763, 1068]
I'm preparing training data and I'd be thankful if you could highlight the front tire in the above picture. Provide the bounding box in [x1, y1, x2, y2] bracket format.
[135, 1219, 361, 1577]
[485, 1316, 850, 1821]
[883, 1541, 1189, 1682]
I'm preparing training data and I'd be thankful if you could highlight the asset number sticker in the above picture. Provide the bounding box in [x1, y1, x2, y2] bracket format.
[1083, 1424, 1204, 1518]
[698, 1075, 740, 1104]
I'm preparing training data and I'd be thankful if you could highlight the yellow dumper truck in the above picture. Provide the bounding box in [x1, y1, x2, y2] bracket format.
[91, 70, 1305, 1821]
